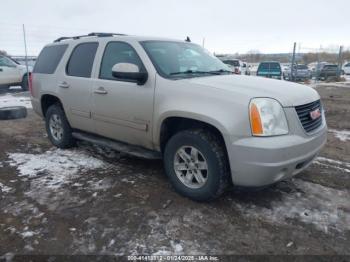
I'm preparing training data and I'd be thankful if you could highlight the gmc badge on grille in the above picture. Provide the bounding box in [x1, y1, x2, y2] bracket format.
[310, 108, 321, 120]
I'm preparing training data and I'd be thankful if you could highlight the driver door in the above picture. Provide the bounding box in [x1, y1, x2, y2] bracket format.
[92, 41, 155, 149]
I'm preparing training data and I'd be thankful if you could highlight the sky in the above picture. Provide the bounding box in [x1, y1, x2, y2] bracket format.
[1, 0, 349, 56]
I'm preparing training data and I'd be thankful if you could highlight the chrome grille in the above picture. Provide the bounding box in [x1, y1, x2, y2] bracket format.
[295, 100, 323, 133]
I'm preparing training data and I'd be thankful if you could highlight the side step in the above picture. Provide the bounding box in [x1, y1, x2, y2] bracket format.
[72, 132, 162, 160]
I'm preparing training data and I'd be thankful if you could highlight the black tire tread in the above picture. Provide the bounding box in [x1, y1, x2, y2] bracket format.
[45, 103, 75, 148]
[0, 106, 27, 120]
[165, 128, 230, 201]
[189, 129, 230, 199]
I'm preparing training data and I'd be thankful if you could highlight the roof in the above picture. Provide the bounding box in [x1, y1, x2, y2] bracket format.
[52, 32, 185, 44]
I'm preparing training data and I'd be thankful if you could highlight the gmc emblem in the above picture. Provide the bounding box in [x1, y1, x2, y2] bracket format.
[310, 108, 321, 120]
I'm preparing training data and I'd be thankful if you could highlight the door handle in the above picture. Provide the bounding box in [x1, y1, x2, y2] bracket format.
[58, 81, 70, 88]
[94, 87, 108, 95]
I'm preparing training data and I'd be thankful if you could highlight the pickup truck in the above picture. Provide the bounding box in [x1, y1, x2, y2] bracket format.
[0, 55, 31, 90]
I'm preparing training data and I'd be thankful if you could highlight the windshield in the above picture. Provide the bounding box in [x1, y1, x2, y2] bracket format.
[269, 63, 281, 70]
[324, 65, 337, 69]
[141, 41, 231, 79]
[297, 65, 308, 70]
[223, 60, 240, 67]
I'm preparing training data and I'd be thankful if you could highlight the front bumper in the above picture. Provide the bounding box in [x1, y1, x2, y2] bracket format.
[226, 112, 327, 187]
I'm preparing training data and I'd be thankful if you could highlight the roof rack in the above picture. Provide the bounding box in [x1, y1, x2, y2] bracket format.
[53, 32, 127, 43]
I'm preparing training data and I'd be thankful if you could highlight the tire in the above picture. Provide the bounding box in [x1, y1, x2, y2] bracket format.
[163, 129, 230, 201]
[21, 74, 29, 91]
[0, 106, 27, 120]
[45, 104, 75, 148]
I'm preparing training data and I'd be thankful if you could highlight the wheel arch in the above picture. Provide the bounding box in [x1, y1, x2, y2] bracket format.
[156, 113, 230, 160]
[41, 94, 63, 117]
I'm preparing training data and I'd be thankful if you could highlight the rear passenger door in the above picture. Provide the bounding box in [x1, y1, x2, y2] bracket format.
[91, 41, 155, 149]
[60, 42, 98, 133]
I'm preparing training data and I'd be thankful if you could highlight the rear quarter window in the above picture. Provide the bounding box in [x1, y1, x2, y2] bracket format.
[66, 42, 98, 78]
[33, 45, 68, 74]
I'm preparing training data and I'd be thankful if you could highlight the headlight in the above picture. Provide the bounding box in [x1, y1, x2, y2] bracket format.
[249, 98, 288, 136]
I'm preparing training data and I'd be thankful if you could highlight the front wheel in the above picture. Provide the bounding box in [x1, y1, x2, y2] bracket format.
[45, 104, 75, 148]
[163, 129, 230, 201]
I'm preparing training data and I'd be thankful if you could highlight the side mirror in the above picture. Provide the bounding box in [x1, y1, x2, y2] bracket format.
[112, 63, 148, 85]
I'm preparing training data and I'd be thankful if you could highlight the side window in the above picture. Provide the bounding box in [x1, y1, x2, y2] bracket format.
[66, 42, 98, 78]
[33, 45, 68, 74]
[99, 42, 144, 80]
[0, 56, 16, 67]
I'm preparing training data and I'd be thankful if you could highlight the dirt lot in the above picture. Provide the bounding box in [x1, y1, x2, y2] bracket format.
[0, 83, 349, 258]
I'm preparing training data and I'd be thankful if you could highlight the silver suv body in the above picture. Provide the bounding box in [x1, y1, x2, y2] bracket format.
[31, 33, 327, 201]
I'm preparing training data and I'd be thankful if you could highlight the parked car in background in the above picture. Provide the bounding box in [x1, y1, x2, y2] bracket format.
[309, 62, 327, 78]
[283, 64, 311, 81]
[222, 59, 241, 74]
[0, 55, 31, 90]
[257, 62, 282, 80]
[343, 62, 350, 75]
[222, 59, 250, 75]
[317, 64, 339, 80]
[31, 33, 327, 201]
[241, 62, 251, 75]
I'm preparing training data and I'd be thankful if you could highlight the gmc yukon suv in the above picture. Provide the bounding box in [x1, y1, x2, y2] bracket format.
[31, 33, 327, 201]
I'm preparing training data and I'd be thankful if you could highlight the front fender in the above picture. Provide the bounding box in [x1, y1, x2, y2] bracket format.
[153, 110, 231, 150]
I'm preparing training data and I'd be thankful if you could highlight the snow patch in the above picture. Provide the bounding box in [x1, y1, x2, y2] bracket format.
[0, 182, 12, 193]
[7, 148, 106, 179]
[234, 179, 350, 233]
[314, 157, 350, 173]
[0, 93, 32, 108]
[329, 129, 350, 142]
[7, 149, 109, 209]
[21, 231, 36, 238]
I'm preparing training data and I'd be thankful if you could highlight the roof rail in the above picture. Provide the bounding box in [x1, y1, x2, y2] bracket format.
[53, 32, 127, 43]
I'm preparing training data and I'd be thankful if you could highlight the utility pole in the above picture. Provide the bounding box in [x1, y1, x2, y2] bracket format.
[291, 42, 296, 82]
[202, 38, 205, 48]
[22, 24, 30, 88]
[336, 45, 343, 77]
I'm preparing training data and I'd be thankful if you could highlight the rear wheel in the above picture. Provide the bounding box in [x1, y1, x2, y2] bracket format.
[45, 104, 75, 148]
[163, 129, 230, 201]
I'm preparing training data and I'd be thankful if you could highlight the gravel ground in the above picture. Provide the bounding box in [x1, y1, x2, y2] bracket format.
[0, 83, 349, 258]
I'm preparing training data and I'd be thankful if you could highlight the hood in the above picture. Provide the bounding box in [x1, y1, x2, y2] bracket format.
[183, 74, 320, 107]
[18, 64, 33, 72]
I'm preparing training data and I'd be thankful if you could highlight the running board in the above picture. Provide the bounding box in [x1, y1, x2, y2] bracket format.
[72, 132, 162, 160]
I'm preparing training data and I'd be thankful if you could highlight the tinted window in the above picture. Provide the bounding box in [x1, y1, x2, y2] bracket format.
[324, 65, 337, 69]
[100, 42, 144, 80]
[345, 63, 350, 67]
[297, 65, 308, 70]
[270, 63, 281, 70]
[223, 60, 239, 67]
[33, 45, 68, 74]
[67, 42, 98, 78]
[258, 63, 269, 70]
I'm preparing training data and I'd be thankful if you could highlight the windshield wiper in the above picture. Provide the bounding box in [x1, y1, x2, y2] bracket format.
[170, 69, 231, 76]
[208, 69, 232, 74]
